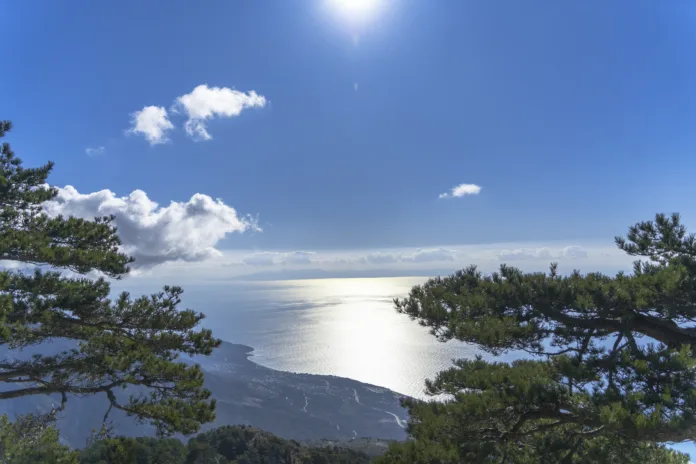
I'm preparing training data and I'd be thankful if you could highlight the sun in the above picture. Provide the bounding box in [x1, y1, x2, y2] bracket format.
[327, 0, 383, 22]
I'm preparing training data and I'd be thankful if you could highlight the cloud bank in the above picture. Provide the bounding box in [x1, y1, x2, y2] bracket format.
[363, 248, 457, 264]
[497, 246, 588, 261]
[241, 251, 316, 267]
[43, 186, 257, 268]
[110, 241, 634, 283]
[439, 183, 482, 199]
[239, 248, 459, 269]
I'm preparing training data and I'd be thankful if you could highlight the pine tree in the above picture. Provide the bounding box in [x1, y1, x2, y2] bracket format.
[0, 120, 220, 436]
[0, 414, 78, 463]
[379, 213, 696, 463]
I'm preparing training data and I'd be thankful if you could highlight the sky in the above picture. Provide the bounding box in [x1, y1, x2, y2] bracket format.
[3, 0, 696, 279]
[5, 2, 696, 459]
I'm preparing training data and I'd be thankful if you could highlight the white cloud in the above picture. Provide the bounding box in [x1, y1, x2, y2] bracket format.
[498, 248, 554, 261]
[405, 248, 456, 263]
[361, 248, 456, 265]
[85, 146, 106, 157]
[242, 251, 316, 267]
[43, 186, 258, 268]
[119, 242, 635, 283]
[127, 106, 174, 145]
[242, 252, 278, 267]
[364, 252, 399, 264]
[438, 183, 482, 199]
[283, 251, 316, 265]
[497, 246, 589, 261]
[562, 246, 588, 259]
[174, 84, 267, 140]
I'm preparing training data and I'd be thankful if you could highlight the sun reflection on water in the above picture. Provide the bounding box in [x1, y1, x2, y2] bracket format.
[229, 277, 475, 398]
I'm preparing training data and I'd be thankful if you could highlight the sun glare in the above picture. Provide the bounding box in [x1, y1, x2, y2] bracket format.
[327, 0, 383, 23]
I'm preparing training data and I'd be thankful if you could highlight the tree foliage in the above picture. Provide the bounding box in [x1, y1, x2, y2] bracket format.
[380, 213, 696, 462]
[78, 425, 371, 464]
[0, 414, 78, 463]
[79, 436, 187, 464]
[0, 120, 220, 436]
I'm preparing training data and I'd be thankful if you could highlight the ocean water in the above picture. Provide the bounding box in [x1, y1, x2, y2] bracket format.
[175, 277, 475, 399]
[107, 276, 696, 458]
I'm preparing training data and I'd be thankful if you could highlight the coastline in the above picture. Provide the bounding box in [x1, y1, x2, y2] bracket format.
[204, 340, 415, 399]
[190, 340, 411, 442]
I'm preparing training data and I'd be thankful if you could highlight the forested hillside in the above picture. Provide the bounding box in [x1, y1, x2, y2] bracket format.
[79, 425, 372, 464]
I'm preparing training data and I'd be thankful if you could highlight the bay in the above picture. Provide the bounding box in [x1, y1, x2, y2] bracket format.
[115, 275, 696, 459]
[177, 277, 475, 399]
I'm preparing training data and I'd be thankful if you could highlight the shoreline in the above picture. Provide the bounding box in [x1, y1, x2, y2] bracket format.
[212, 340, 415, 400]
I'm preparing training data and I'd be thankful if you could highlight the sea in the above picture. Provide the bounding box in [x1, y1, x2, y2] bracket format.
[106, 275, 696, 458]
[174, 276, 475, 400]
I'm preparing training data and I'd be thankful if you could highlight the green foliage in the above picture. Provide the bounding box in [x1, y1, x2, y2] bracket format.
[79, 436, 187, 464]
[380, 212, 696, 462]
[0, 414, 78, 463]
[0, 121, 220, 435]
[78, 425, 371, 464]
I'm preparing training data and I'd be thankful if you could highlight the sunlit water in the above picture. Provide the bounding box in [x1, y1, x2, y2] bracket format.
[119, 276, 696, 459]
[173, 277, 474, 399]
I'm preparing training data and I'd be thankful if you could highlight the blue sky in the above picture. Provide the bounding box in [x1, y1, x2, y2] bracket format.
[4, 1, 696, 458]
[4, 0, 696, 276]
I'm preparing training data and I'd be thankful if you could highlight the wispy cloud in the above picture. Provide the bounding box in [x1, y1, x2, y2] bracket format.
[283, 251, 316, 264]
[363, 252, 400, 265]
[85, 146, 106, 157]
[241, 251, 316, 267]
[497, 246, 588, 261]
[438, 183, 482, 199]
[498, 248, 554, 261]
[127, 106, 174, 145]
[562, 246, 588, 259]
[242, 252, 278, 267]
[363, 248, 457, 264]
[173, 84, 267, 141]
[233, 245, 598, 273]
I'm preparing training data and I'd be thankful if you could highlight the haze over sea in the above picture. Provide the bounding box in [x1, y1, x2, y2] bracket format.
[165, 277, 473, 400]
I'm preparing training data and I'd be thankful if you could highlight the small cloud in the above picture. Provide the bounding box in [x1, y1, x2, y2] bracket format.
[498, 246, 589, 262]
[85, 146, 106, 157]
[241, 251, 316, 267]
[405, 248, 456, 263]
[498, 248, 553, 261]
[362, 248, 456, 265]
[439, 183, 482, 199]
[364, 252, 399, 265]
[354, 82, 359, 91]
[282, 251, 315, 265]
[242, 252, 278, 267]
[562, 246, 588, 259]
[127, 106, 174, 145]
[173, 84, 267, 141]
